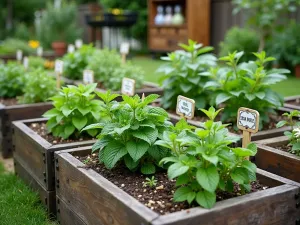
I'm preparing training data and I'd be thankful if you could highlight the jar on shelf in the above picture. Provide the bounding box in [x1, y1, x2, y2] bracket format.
[172, 5, 184, 25]
[154, 5, 165, 25]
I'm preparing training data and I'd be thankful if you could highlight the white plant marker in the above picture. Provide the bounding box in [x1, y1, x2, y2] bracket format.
[237, 107, 260, 160]
[121, 77, 135, 96]
[120, 42, 130, 64]
[83, 70, 94, 84]
[75, 39, 83, 49]
[23, 57, 29, 70]
[16, 50, 23, 62]
[176, 95, 195, 120]
[37, 47, 43, 57]
[55, 60, 64, 89]
[67, 44, 75, 53]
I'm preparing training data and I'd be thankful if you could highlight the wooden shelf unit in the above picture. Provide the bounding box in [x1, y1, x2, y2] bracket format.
[148, 0, 210, 52]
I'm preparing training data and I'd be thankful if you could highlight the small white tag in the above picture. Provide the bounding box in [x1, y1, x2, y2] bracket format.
[16, 50, 23, 61]
[120, 42, 130, 55]
[37, 47, 43, 57]
[121, 77, 135, 96]
[83, 70, 94, 84]
[23, 57, 29, 69]
[68, 44, 75, 53]
[176, 95, 195, 119]
[55, 60, 64, 74]
[75, 39, 83, 49]
[237, 107, 260, 133]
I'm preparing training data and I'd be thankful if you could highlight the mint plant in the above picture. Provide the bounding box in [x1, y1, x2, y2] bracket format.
[63, 44, 95, 80]
[18, 69, 57, 104]
[157, 107, 257, 209]
[83, 93, 172, 174]
[157, 39, 217, 109]
[0, 62, 25, 98]
[207, 51, 289, 126]
[43, 83, 103, 139]
[276, 110, 300, 155]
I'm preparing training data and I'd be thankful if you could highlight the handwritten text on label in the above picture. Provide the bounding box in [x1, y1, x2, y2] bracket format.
[237, 108, 259, 133]
[122, 78, 135, 96]
[55, 60, 64, 74]
[83, 70, 94, 84]
[176, 95, 195, 119]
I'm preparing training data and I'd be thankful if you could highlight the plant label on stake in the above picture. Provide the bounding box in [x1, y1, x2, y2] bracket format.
[237, 107, 260, 159]
[37, 47, 43, 57]
[23, 57, 29, 70]
[68, 44, 75, 53]
[16, 50, 23, 62]
[75, 39, 83, 49]
[121, 77, 135, 96]
[83, 70, 94, 84]
[176, 95, 195, 120]
[55, 60, 64, 89]
[120, 42, 130, 64]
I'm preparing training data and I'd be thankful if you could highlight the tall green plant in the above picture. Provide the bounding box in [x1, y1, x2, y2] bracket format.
[158, 40, 217, 110]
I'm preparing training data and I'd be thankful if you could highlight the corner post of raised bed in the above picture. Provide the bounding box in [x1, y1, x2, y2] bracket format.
[55, 60, 64, 89]
[237, 107, 260, 160]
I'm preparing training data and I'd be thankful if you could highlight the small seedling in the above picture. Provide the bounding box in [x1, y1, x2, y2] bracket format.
[143, 176, 158, 188]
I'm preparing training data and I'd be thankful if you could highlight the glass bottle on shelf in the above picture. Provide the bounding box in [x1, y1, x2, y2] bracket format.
[154, 5, 165, 25]
[164, 5, 173, 25]
[172, 5, 184, 25]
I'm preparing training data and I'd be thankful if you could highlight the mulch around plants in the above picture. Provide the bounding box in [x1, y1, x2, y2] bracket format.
[29, 122, 94, 145]
[267, 143, 291, 153]
[78, 153, 268, 215]
[0, 97, 18, 106]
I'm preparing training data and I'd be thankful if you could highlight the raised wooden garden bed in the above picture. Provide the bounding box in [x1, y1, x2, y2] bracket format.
[0, 102, 52, 158]
[0, 52, 57, 63]
[12, 118, 97, 216]
[284, 95, 300, 110]
[55, 146, 300, 225]
[255, 135, 300, 183]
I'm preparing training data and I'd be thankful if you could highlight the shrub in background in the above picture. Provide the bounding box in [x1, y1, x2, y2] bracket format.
[0, 38, 35, 56]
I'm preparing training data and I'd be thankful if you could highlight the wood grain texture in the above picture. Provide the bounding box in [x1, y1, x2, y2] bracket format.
[12, 119, 96, 191]
[55, 148, 159, 225]
[284, 95, 300, 110]
[255, 136, 300, 182]
[55, 147, 300, 225]
[14, 158, 56, 217]
[0, 102, 52, 158]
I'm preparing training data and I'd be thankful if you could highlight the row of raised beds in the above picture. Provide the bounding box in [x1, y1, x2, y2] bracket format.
[0, 41, 299, 224]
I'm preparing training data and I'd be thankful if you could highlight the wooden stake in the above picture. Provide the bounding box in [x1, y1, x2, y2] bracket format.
[121, 54, 126, 64]
[56, 72, 61, 89]
[55, 60, 64, 90]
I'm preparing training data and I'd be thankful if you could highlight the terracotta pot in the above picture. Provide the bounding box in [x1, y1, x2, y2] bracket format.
[295, 64, 300, 78]
[51, 41, 67, 56]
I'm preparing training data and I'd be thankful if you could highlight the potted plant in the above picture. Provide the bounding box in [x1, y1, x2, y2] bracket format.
[54, 106, 300, 224]
[12, 83, 104, 215]
[0, 64, 56, 158]
[38, 2, 81, 56]
[255, 110, 300, 182]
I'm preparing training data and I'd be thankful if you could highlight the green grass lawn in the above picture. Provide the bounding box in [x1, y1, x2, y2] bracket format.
[132, 57, 300, 97]
[0, 162, 56, 225]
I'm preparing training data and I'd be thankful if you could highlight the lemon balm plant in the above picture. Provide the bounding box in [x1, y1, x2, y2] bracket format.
[43, 83, 103, 139]
[157, 40, 217, 109]
[83, 93, 171, 174]
[157, 107, 257, 209]
[206, 51, 289, 126]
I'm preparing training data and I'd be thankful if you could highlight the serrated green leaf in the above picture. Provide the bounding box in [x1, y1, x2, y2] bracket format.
[126, 141, 149, 162]
[102, 142, 127, 169]
[43, 108, 60, 118]
[196, 165, 219, 192]
[174, 186, 192, 202]
[92, 136, 112, 153]
[216, 93, 231, 105]
[72, 117, 87, 131]
[241, 160, 257, 173]
[124, 154, 139, 170]
[77, 106, 91, 116]
[276, 121, 287, 128]
[141, 163, 156, 174]
[61, 105, 74, 117]
[230, 167, 249, 184]
[167, 162, 189, 179]
[176, 175, 189, 187]
[64, 124, 75, 138]
[196, 191, 216, 209]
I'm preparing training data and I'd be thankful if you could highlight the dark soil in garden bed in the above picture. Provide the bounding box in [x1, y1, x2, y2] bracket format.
[267, 143, 292, 153]
[77, 154, 268, 215]
[0, 97, 19, 106]
[286, 99, 300, 106]
[29, 122, 95, 145]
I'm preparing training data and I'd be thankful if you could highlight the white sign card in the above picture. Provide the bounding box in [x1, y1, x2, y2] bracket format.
[176, 95, 195, 119]
[237, 107, 260, 133]
[121, 77, 136, 96]
[16, 50, 23, 61]
[120, 42, 130, 55]
[37, 47, 43, 57]
[55, 60, 64, 74]
[68, 44, 75, 53]
[75, 39, 83, 49]
[23, 57, 29, 69]
[83, 70, 94, 84]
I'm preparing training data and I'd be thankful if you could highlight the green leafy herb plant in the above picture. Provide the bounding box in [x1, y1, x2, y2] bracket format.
[157, 107, 258, 209]
[83, 93, 172, 174]
[143, 176, 158, 188]
[0, 62, 26, 98]
[157, 39, 217, 110]
[43, 83, 103, 139]
[207, 51, 289, 127]
[276, 110, 300, 155]
[18, 69, 57, 104]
